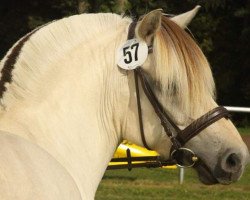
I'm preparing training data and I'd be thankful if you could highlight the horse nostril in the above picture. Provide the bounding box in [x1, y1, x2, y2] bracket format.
[227, 153, 237, 167]
[214, 150, 246, 183]
[225, 153, 241, 171]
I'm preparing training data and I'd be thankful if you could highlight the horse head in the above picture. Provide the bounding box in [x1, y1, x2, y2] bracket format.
[123, 6, 249, 185]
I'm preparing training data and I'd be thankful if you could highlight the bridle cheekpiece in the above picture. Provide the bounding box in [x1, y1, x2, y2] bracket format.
[127, 20, 231, 168]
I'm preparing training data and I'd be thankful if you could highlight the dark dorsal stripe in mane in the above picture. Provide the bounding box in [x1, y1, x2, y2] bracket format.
[0, 26, 44, 99]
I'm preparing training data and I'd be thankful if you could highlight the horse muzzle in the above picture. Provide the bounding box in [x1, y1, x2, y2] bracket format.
[214, 150, 244, 184]
[194, 149, 246, 185]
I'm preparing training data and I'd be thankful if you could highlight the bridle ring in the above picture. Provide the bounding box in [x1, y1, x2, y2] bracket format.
[170, 147, 198, 168]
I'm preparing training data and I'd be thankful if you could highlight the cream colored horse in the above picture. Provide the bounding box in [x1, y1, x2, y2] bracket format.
[0, 6, 248, 199]
[0, 132, 81, 200]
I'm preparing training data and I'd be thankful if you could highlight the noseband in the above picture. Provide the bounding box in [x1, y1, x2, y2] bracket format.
[128, 21, 231, 167]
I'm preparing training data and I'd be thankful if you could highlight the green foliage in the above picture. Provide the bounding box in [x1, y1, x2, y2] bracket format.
[238, 127, 250, 135]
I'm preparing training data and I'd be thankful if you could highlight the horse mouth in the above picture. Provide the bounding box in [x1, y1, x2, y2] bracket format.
[193, 156, 243, 185]
[194, 160, 219, 185]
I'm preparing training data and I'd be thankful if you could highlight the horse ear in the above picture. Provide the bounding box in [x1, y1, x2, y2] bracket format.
[171, 5, 201, 29]
[136, 9, 162, 41]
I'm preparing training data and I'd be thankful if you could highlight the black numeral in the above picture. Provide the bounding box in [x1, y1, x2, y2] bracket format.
[123, 46, 132, 64]
[131, 43, 139, 61]
[123, 42, 139, 64]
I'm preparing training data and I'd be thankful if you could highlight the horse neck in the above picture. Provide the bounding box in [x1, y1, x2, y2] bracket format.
[0, 28, 130, 199]
[0, 65, 125, 199]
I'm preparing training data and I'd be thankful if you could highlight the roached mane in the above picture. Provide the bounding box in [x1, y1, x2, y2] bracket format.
[153, 16, 216, 118]
[0, 13, 215, 119]
[0, 14, 128, 108]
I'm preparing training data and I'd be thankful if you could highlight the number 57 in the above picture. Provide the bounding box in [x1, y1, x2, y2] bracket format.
[123, 43, 139, 64]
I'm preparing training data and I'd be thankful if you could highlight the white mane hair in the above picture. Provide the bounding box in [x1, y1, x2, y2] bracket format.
[0, 13, 131, 109]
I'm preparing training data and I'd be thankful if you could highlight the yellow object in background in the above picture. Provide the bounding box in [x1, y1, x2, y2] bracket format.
[113, 140, 159, 158]
[109, 140, 177, 169]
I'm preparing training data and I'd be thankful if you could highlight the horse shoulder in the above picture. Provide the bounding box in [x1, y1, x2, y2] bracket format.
[0, 132, 82, 200]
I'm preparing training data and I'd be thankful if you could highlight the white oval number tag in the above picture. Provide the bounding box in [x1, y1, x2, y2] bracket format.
[116, 39, 148, 70]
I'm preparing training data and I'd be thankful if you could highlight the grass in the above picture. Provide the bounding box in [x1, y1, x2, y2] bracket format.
[96, 166, 250, 200]
[96, 127, 250, 199]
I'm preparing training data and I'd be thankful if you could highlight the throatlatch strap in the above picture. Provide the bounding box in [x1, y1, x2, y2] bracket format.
[127, 21, 151, 149]
[135, 68, 182, 149]
[134, 71, 151, 150]
[135, 68, 181, 134]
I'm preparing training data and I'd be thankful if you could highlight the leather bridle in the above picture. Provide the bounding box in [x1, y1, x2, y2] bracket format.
[128, 21, 231, 166]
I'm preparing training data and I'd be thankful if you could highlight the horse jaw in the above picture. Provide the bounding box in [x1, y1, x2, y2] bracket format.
[194, 160, 219, 185]
[170, 5, 201, 29]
